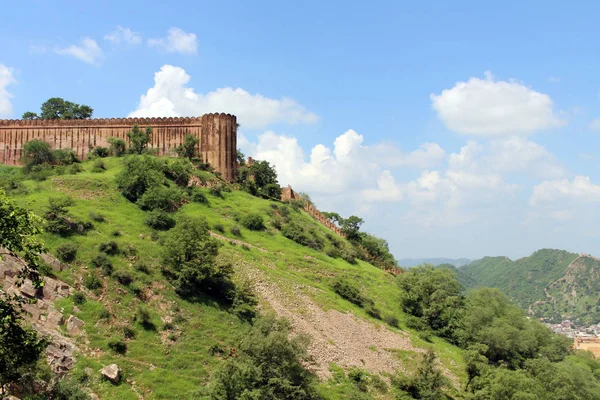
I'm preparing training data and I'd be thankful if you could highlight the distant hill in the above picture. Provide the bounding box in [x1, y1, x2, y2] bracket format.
[399, 257, 472, 268]
[460, 249, 600, 324]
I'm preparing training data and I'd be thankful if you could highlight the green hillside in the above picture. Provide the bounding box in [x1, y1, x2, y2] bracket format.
[0, 156, 465, 399]
[459, 249, 600, 323]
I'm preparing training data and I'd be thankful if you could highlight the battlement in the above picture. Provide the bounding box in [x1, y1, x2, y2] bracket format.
[0, 113, 238, 181]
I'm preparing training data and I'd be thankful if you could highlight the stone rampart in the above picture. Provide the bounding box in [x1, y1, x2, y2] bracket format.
[0, 113, 237, 181]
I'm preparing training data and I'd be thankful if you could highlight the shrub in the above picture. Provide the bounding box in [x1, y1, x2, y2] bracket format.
[116, 155, 165, 202]
[134, 262, 151, 274]
[22, 139, 54, 170]
[66, 163, 83, 174]
[384, 315, 400, 328]
[114, 270, 133, 286]
[129, 282, 144, 299]
[38, 261, 55, 277]
[127, 125, 152, 154]
[341, 247, 358, 264]
[202, 314, 319, 399]
[175, 133, 200, 161]
[366, 306, 382, 320]
[209, 184, 223, 198]
[48, 378, 93, 400]
[331, 278, 371, 308]
[91, 254, 113, 276]
[91, 146, 109, 158]
[99, 308, 111, 319]
[270, 217, 283, 230]
[111, 230, 121, 237]
[54, 149, 80, 166]
[83, 273, 102, 290]
[214, 223, 225, 233]
[137, 185, 185, 212]
[123, 326, 136, 339]
[163, 158, 192, 186]
[88, 212, 105, 222]
[241, 244, 250, 251]
[136, 306, 155, 330]
[108, 137, 127, 157]
[162, 217, 234, 300]
[144, 210, 176, 230]
[56, 243, 78, 262]
[230, 226, 242, 237]
[189, 188, 208, 204]
[232, 280, 258, 321]
[99, 241, 120, 255]
[240, 213, 265, 231]
[326, 247, 342, 259]
[72, 291, 86, 305]
[281, 222, 324, 250]
[91, 158, 106, 173]
[108, 339, 127, 354]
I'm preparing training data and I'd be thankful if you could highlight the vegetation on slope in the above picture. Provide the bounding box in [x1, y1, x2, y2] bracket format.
[460, 249, 600, 323]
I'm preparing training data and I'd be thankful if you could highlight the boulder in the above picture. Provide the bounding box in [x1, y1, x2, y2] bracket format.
[66, 315, 84, 335]
[101, 363, 122, 383]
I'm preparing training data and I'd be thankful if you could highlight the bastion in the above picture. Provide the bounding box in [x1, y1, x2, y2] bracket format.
[0, 113, 238, 182]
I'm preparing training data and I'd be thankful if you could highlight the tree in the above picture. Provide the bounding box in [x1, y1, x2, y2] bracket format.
[236, 149, 246, 165]
[115, 155, 165, 202]
[0, 189, 48, 394]
[397, 265, 464, 336]
[21, 140, 55, 170]
[393, 350, 449, 400]
[21, 111, 39, 120]
[23, 97, 94, 120]
[203, 314, 320, 399]
[162, 216, 233, 299]
[127, 125, 153, 154]
[341, 215, 364, 241]
[176, 133, 200, 161]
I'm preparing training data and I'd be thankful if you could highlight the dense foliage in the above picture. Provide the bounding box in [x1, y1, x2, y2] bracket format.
[22, 97, 93, 120]
[202, 314, 321, 400]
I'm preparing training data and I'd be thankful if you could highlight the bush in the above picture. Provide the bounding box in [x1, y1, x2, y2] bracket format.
[53, 149, 80, 166]
[163, 158, 192, 186]
[136, 306, 155, 330]
[202, 314, 319, 399]
[108, 339, 127, 354]
[209, 184, 223, 198]
[22, 139, 54, 170]
[83, 273, 102, 290]
[66, 163, 83, 174]
[56, 243, 78, 262]
[72, 291, 86, 305]
[240, 213, 266, 231]
[189, 188, 208, 204]
[91, 158, 106, 172]
[88, 212, 105, 222]
[384, 315, 400, 328]
[230, 226, 242, 237]
[116, 155, 165, 202]
[281, 222, 324, 250]
[47, 378, 92, 400]
[144, 210, 176, 230]
[134, 262, 151, 274]
[91, 146, 109, 158]
[137, 185, 185, 212]
[366, 306, 382, 320]
[232, 280, 258, 321]
[127, 125, 152, 154]
[162, 217, 234, 300]
[91, 254, 113, 276]
[331, 278, 372, 308]
[99, 241, 120, 255]
[123, 326, 136, 339]
[114, 270, 133, 286]
[214, 223, 225, 233]
[108, 137, 126, 157]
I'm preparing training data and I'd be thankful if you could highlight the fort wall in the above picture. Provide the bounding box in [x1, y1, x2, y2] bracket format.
[0, 113, 237, 181]
[281, 185, 346, 238]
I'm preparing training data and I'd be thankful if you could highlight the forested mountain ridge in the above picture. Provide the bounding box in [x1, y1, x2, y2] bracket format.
[460, 249, 600, 323]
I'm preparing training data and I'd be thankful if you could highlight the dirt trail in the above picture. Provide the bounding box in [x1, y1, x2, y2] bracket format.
[209, 231, 268, 253]
[241, 265, 458, 383]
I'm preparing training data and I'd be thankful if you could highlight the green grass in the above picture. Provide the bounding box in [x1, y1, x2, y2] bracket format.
[3, 157, 466, 399]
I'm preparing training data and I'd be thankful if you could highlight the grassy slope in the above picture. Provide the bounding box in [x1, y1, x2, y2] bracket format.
[461, 250, 580, 316]
[6, 157, 465, 399]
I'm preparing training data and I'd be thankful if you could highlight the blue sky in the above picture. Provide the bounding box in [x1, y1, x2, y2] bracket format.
[2, 0, 600, 260]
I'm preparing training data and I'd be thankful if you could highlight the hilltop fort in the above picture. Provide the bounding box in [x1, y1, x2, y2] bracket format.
[0, 113, 238, 181]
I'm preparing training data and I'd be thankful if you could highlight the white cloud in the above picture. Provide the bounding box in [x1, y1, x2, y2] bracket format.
[104, 26, 142, 45]
[589, 117, 600, 131]
[0, 64, 16, 117]
[487, 137, 565, 179]
[530, 176, 600, 205]
[129, 64, 319, 129]
[148, 28, 197, 55]
[54, 37, 103, 64]
[431, 71, 565, 137]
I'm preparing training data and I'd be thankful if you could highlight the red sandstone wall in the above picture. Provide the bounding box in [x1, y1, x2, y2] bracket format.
[0, 113, 237, 181]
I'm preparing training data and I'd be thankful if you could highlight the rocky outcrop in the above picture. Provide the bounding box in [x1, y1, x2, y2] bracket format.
[101, 364, 122, 383]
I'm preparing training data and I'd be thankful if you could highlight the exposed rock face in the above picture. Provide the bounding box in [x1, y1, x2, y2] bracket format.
[101, 364, 122, 383]
[0, 251, 79, 374]
[66, 315, 84, 335]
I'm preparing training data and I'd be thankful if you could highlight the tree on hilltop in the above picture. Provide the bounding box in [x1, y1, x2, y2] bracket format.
[22, 97, 93, 120]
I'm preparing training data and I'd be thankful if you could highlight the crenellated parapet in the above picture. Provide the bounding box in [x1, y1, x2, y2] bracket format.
[0, 113, 238, 181]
